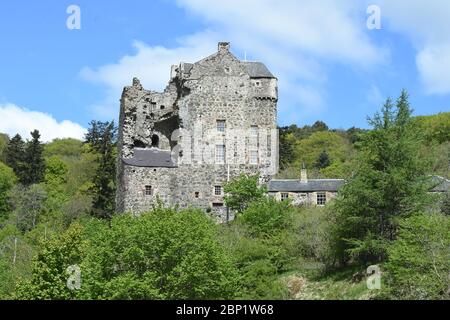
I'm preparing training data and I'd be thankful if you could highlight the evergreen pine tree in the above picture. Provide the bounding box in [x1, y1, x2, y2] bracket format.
[22, 130, 46, 186]
[85, 121, 117, 219]
[5, 134, 27, 184]
[315, 150, 331, 169]
[331, 90, 432, 265]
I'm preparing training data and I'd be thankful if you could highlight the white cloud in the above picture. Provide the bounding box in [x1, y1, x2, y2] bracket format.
[82, 1, 387, 123]
[377, 0, 450, 95]
[177, 0, 384, 66]
[416, 44, 450, 94]
[0, 103, 87, 142]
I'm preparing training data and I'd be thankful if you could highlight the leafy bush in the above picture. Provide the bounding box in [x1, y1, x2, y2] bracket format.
[80, 208, 238, 300]
[238, 197, 294, 238]
[292, 206, 334, 265]
[0, 162, 16, 224]
[223, 174, 266, 213]
[382, 213, 450, 300]
[16, 223, 86, 300]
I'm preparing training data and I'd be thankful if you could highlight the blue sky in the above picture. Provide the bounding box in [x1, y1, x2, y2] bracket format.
[0, 0, 449, 141]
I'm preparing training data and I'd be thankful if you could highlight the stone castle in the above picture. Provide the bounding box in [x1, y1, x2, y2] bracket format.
[116, 42, 450, 218]
[116, 42, 279, 221]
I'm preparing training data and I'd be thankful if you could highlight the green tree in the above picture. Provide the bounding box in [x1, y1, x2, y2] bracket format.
[382, 213, 450, 300]
[315, 150, 331, 169]
[80, 208, 238, 300]
[415, 112, 450, 144]
[239, 197, 294, 238]
[85, 121, 117, 219]
[223, 174, 266, 213]
[279, 129, 295, 170]
[293, 131, 353, 171]
[331, 90, 432, 265]
[0, 224, 34, 299]
[22, 130, 46, 186]
[0, 163, 16, 224]
[16, 223, 86, 300]
[11, 184, 47, 232]
[43, 156, 69, 216]
[0, 133, 9, 163]
[5, 134, 26, 183]
[311, 120, 329, 132]
[44, 138, 84, 160]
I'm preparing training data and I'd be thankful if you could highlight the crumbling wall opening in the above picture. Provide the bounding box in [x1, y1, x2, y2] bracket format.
[133, 139, 146, 149]
[151, 134, 160, 148]
[154, 115, 181, 150]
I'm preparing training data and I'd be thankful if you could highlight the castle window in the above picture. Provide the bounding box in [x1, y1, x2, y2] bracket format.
[212, 203, 224, 207]
[317, 192, 327, 206]
[249, 150, 258, 165]
[194, 192, 200, 199]
[250, 125, 259, 137]
[217, 120, 226, 133]
[281, 193, 289, 201]
[216, 144, 225, 164]
[145, 186, 153, 196]
[214, 186, 222, 196]
[160, 105, 165, 110]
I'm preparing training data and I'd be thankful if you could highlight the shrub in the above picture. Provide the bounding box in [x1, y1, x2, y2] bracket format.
[81, 208, 238, 300]
[238, 197, 294, 238]
[382, 213, 450, 300]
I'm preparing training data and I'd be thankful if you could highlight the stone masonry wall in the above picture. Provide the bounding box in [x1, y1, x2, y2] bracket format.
[116, 42, 278, 221]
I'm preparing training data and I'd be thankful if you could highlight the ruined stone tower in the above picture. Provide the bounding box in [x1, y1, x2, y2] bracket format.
[116, 42, 278, 221]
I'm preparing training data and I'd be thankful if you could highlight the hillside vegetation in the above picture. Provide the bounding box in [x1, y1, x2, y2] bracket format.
[0, 91, 449, 300]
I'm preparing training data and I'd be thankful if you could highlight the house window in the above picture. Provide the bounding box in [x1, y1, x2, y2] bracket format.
[217, 120, 226, 133]
[249, 150, 258, 165]
[317, 192, 327, 206]
[145, 186, 153, 196]
[216, 144, 225, 164]
[250, 125, 259, 137]
[194, 192, 200, 199]
[281, 193, 289, 201]
[214, 186, 222, 196]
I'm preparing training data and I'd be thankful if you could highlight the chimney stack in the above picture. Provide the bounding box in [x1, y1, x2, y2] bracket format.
[300, 163, 308, 183]
[218, 42, 230, 52]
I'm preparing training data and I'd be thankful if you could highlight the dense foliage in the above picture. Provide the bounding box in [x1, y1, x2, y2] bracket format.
[382, 213, 450, 300]
[330, 91, 435, 265]
[0, 94, 449, 300]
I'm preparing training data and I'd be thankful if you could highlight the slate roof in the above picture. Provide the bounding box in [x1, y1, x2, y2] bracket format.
[268, 179, 345, 192]
[430, 176, 450, 192]
[122, 149, 176, 168]
[268, 176, 450, 193]
[243, 62, 275, 78]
